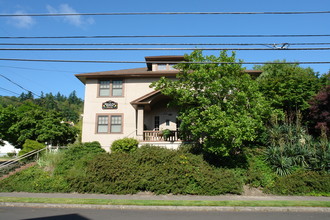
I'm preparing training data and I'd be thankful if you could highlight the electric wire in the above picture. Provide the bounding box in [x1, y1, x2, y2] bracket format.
[0, 87, 21, 96]
[1, 47, 330, 51]
[0, 11, 329, 17]
[1, 34, 330, 39]
[0, 58, 329, 65]
[0, 65, 79, 73]
[1, 42, 330, 46]
[0, 74, 40, 98]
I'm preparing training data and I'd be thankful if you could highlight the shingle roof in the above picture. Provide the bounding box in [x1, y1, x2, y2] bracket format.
[75, 55, 262, 84]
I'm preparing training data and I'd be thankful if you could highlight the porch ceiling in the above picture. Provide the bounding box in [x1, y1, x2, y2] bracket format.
[130, 90, 170, 110]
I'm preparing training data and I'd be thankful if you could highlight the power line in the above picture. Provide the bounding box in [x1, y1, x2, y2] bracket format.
[1, 34, 330, 39]
[1, 42, 329, 46]
[0, 73, 40, 98]
[0, 11, 329, 17]
[1, 58, 329, 65]
[1, 47, 330, 51]
[0, 65, 79, 73]
[0, 87, 21, 96]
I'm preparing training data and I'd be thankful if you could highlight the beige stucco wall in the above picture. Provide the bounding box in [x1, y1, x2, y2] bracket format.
[81, 77, 164, 151]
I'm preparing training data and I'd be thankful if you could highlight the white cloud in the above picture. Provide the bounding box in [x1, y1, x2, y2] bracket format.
[8, 10, 35, 29]
[46, 4, 94, 28]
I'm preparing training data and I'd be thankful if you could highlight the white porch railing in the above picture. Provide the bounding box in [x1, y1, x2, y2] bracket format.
[143, 130, 180, 142]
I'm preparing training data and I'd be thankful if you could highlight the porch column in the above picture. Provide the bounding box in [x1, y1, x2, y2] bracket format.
[137, 106, 144, 137]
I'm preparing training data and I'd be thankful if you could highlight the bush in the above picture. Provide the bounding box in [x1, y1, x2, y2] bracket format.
[54, 141, 105, 176]
[265, 121, 330, 175]
[0, 142, 105, 193]
[245, 149, 275, 188]
[111, 138, 139, 153]
[19, 139, 45, 157]
[265, 170, 330, 196]
[68, 145, 244, 195]
[0, 165, 69, 193]
[7, 152, 17, 157]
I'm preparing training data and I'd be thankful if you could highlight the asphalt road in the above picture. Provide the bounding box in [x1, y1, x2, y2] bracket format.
[0, 207, 329, 220]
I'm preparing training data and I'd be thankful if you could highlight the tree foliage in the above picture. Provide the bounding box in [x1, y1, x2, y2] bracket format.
[255, 61, 322, 114]
[0, 91, 83, 123]
[0, 102, 78, 148]
[152, 51, 275, 155]
[308, 85, 330, 138]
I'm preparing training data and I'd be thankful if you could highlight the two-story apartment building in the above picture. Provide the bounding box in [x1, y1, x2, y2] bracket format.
[76, 55, 185, 151]
[76, 55, 262, 151]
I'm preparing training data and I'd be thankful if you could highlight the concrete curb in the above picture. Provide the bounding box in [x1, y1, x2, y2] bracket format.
[1, 202, 330, 212]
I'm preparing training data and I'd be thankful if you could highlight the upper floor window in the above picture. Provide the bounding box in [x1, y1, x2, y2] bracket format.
[155, 63, 177, 71]
[158, 64, 167, 70]
[168, 64, 176, 70]
[99, 80, 123, 97]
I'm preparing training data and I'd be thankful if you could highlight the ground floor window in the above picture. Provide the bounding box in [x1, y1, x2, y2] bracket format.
[97, 114, 123, 133]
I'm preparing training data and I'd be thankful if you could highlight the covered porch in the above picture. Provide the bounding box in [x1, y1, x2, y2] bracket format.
[131, 90, 182, 145]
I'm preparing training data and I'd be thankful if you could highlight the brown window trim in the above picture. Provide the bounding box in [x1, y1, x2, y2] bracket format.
[95, 113, 124, 134]
[97, 79, 125, 98]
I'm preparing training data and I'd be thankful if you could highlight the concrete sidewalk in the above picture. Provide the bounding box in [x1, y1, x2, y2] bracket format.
[0, 192, 330, 201]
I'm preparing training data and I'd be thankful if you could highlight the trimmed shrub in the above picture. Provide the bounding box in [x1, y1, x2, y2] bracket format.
[265, 170, 330, 196]
[111, 138, 139, 153]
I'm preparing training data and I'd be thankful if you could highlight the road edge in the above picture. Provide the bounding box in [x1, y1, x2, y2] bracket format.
[1, 202, 330, 212]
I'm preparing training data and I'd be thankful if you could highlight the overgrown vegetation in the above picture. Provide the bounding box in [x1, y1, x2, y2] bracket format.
[0, 143, 243, 195]
[264, 119, 329, 176]
[152, 51, 278, 156]
[265, 170, 330, 196]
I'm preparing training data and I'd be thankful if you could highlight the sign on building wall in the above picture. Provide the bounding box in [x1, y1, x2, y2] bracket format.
[102, 100, 118, 109]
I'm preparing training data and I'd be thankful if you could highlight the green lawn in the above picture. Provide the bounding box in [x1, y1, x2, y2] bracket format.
[0, 197, 329, 207]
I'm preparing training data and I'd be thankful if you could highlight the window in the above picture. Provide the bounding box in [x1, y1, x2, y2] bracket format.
[97, 116, 109, 133]
[110, 115, 122, 133]
[166, 119, 170, 126]
[169, 64, 176, 70]
[156, 64, 177, 71]
[97, 115, 123, 133]
[112, 80, 123, 96]
[157, 64, 167, 70]
[99, 80, 123, 97]
[99, 80, 110, 97]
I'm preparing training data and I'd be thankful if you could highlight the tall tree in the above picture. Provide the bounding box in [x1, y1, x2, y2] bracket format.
[308, 85, 330, 138]
[152, 51, 276, 156]
[0, 103, 78, 148]
[255, 61, 322, 115]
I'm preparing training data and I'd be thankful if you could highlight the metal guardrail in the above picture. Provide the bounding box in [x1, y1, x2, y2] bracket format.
[0, 147, 47, 170]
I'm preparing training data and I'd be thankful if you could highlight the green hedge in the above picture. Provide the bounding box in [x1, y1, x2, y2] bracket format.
[265, 170, 330, 196]
[68, 145, 243, 195]
[0, 165, 69, 192]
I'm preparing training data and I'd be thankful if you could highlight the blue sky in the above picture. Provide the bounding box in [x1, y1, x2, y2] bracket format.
[0, 0, 329, 99]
